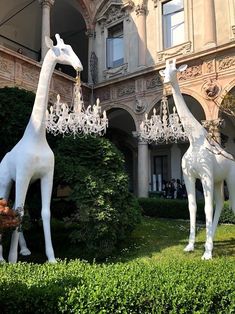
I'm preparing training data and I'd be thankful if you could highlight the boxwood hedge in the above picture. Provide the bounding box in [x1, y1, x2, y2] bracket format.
[0, 259, 234, 313]
[138, 198, 235, 224]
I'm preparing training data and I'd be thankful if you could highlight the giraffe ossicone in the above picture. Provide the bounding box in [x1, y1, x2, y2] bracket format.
[160, 58, 235, 260]
[0, 34, 83, 263]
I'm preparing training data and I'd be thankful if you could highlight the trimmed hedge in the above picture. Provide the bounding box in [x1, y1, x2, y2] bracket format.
[138, 198, 235, 224]
[0, 259, 234, 313]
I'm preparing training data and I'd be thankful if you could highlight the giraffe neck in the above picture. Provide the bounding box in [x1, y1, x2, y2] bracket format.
[171, 81, 206, 142]
[24, 51, 55, 138]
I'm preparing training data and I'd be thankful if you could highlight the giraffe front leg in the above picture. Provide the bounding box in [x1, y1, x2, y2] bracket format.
[19, 232, 31, 256]
[201, 174, 214, 260]
[8, 175, 30, 263]
[41, 172, 56, 263]
[0, 234, 5, 262]
[183, 175, 197, 252]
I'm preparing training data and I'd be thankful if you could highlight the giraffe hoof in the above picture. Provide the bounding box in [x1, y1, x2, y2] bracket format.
[184, 243, 194, 252]
[20, 248, 31, 256]
[48, 258, 57, 263]
[201, 251, 212, 260]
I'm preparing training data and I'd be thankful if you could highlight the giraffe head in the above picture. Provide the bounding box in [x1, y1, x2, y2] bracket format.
[159, 59, 187, 85]
[45, 34, 83, 72]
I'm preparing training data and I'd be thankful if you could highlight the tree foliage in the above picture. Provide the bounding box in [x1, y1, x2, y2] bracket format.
[54, 136, 141, 258]
[0, 87, 34, 158]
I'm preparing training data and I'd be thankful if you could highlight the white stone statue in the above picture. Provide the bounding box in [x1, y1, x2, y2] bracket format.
[160, 59, 235, 260]
[0, 34, 83, 263]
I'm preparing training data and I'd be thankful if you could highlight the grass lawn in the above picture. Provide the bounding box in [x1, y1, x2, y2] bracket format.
[9, 216, 235, 264]
[113, 217, 235, 263]
[1, 217, 234, 313]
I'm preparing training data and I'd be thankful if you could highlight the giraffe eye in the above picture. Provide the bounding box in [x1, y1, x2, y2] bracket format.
[61, 48, 69, 55]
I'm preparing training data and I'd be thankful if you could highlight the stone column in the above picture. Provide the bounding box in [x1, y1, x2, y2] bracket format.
[39, 0, 55, 61]
[137, 139, 149, 197]
[203, 0, 217, 47]
[135, 4, 147, 67]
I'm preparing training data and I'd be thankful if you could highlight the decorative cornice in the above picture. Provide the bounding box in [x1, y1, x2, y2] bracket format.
[97, 3, 125, 32]
[157, 41, 192, 62]
[103, 63, 128, 79]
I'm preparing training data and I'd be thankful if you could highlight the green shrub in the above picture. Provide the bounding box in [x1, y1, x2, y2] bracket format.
[0, 87, 35, 159]
[138, 198, 235, 223]
[0, 259, 234, 313]
[54, 136, 141, 259]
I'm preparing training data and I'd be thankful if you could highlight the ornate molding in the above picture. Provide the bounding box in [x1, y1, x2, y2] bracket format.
[97, 1, 132, 31]
[178, 64, 202, 81]
[90, 51, 98, 84]
[117, 82, 135, 97]
[232, 25, 235, 38]
[217, 55, 235, 71]
[122, 0, 135, 11]
[201, 79, 221, 100]
[157, 41, 192, 62]
[203, 60, 215, 74]
[135, 4, 147, 16]
[0, 57, 13, 76]
[94, 88, 111, 102]
[134, 96, 147, 114]
[146, 74, 162, 90]
[103, 63, 128, 79]
[22, 65, 39, 85]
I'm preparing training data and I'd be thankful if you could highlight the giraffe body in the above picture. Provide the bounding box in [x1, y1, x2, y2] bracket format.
[0, 34, 83, 263]
[160, 59, 235, 259]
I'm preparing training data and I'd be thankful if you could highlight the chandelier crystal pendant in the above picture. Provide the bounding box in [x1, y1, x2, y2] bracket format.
[46, 72, 108, 137]
[138, 89, 188, 144]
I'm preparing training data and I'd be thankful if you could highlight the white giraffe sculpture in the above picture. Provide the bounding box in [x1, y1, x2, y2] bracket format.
[0, 34, 83, 263]
[160, 59, 235, 260]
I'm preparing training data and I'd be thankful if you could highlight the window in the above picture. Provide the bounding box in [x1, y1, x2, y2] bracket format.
[163, 0, 185, 49]
[106, 23, 124, 68]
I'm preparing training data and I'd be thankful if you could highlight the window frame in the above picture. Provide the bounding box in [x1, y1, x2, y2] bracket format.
[162, 0, 185, 49]
[155, 0, 193, 60]
[106, 22, 124, 69]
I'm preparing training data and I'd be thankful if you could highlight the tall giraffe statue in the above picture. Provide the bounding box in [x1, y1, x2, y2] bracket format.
[160, 59, 235, 260]
[0, 34, 83, 263]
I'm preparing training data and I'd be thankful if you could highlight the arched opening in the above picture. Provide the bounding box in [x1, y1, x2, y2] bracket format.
[149, 94, 206, 196]
[51, 0, 88, 81]
[0, 0, 88, 81]
[220, 86, 235, 155]
[105, 108, 137, 193]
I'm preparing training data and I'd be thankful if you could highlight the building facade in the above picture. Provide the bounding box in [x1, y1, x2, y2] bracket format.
[0, 0, 235, 197]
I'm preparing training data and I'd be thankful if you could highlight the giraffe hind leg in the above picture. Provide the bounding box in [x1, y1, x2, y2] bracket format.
[183, 175, 197, 252]
[0, 177, 13, 262]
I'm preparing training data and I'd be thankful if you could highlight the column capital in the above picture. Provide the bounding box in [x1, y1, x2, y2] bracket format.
[39, 0, 55, 8]
[86, 29, 96, 38]
[135, 4, 147, 16]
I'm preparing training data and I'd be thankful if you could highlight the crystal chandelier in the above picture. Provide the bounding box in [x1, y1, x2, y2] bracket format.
[138, 89, 188, 144]
[46, 72, 108, 137]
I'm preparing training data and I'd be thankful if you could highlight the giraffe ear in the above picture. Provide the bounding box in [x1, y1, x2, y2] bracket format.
[177, 64, 187, 72]
[45, 36, 54, 49]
